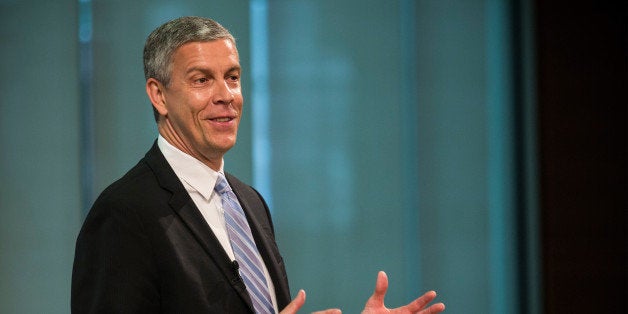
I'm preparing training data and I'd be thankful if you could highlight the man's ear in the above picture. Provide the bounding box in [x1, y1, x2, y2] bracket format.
[146, 78, 168, 116]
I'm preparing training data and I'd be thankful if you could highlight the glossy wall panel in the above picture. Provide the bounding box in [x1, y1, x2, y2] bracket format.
[262, 0, 524, 313]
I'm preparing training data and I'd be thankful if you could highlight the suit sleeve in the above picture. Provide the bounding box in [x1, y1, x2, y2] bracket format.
[71, 196, 160, 313]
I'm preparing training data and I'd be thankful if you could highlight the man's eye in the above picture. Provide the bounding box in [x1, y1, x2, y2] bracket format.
[228, 75, 239, 82]
[195, 77, 208, 83]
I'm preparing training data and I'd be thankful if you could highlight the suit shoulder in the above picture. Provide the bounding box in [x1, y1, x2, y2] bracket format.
[85, 158, 174, 225]
[96, 159, 158, 204]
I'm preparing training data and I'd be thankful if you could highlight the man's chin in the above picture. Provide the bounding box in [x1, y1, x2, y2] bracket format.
[207, 140, 237, 155]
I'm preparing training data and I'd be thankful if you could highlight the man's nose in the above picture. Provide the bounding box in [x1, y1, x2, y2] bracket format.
[213, 80, 236, 105]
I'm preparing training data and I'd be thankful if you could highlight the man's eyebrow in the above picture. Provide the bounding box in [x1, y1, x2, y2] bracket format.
[185, 66, 209, 75]
[185, 65, 241, 75]
[226, 66, 241, 73]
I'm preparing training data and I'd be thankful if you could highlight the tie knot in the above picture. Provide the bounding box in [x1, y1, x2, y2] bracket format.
[214, 174, 232, 194]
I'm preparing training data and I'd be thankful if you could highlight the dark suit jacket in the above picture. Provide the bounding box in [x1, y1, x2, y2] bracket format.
[71, 142, 291, 313]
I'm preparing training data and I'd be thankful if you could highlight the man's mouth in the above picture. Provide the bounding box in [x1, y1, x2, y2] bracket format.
[211, 117, 233, 122]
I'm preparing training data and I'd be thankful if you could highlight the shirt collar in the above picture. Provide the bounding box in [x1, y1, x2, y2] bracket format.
[157, 135, 223, 200]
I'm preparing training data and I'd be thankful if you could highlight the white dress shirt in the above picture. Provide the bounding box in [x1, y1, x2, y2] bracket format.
[157, 135, 279, 313]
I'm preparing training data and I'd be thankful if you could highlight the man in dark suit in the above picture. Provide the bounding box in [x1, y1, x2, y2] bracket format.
[71, 16, 445, 314]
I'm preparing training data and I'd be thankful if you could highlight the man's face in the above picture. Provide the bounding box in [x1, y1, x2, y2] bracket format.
[155, 39, 243, 166]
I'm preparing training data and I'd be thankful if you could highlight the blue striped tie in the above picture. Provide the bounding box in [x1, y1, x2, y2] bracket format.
[215, 174, 275, 314]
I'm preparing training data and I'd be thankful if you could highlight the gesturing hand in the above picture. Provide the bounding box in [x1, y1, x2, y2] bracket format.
[280, 271, 445, 314]
[280, 290, 341, 314]
[362, 271, 445, 314]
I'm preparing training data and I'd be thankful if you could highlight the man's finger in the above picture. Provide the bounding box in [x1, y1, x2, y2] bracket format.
[406, 291, 445, 314]
[280, 289, 306, 314]
[369, 271, 389, 306]
[404, 290, 438, 312]
[419, 303, 446, 314]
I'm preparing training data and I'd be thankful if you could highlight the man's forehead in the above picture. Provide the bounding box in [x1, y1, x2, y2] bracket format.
[169, 40, 240, 74]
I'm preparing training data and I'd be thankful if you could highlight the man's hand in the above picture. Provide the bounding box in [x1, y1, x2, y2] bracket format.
[280, 271, 445, 314]
[280, 289, 342, 314]
[362, 271, 445, 314]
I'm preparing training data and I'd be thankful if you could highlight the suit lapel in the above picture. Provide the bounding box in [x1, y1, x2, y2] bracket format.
[143, 142, 255, 312]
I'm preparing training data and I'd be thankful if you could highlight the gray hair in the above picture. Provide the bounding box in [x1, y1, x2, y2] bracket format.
[143, 16, 236, 121]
